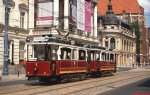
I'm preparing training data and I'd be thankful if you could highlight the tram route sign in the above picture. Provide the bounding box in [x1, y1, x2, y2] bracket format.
[33, 37, 48, 42]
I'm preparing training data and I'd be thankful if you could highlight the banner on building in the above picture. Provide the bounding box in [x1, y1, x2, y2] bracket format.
[77, 0, 85, 30]
[85, 1, 91, 32]
[36, 0, 54, 27]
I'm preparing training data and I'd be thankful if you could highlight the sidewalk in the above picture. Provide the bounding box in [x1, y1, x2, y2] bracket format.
[0, 74, 27, 83]
[130, 66, 150, 71]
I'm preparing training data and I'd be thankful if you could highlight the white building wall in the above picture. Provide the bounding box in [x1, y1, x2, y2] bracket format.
[0, 0, 3, 23]
[12, 0, 19, 27]
[28, 0, 34, 29]
[0, 37, 4, 66]
[1, 1, 5, 24]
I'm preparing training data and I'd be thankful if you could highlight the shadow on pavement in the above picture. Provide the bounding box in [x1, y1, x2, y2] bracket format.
[138, 78, 150, 88]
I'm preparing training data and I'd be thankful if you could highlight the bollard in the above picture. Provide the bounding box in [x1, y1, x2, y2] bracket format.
[18, 70, 19, 77]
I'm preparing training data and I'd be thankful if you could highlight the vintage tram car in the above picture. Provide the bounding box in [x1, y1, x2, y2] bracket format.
[26, 35, 117, 82]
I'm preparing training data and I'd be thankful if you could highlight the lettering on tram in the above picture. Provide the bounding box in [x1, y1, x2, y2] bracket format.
[26, 35, 117, 83]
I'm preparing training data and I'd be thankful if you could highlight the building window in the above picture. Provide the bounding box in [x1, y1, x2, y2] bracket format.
[110, 37, 115, 49]
[20, 12, 25, 28]
[105, 41, 108, 48]
[19, 42, 25, 59]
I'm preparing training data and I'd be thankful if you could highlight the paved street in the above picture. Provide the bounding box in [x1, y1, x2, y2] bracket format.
[0, 68, 149, 95]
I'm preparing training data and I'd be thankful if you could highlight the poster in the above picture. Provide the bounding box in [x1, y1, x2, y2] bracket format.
[77, 0, 85, 30]
[36, 0, 53, 27]
[85, 1, 91, 32]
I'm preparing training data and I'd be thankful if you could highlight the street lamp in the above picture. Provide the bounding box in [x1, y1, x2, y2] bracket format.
[3, 0, 9, 75]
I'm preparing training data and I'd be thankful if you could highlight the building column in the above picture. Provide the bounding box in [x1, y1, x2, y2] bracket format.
[118, 54, 122, 67]
[14, 39, 20, 64]
[122, 40, 124, 50]
[94, 5, 97, 38]
[53, 0, 59, 26]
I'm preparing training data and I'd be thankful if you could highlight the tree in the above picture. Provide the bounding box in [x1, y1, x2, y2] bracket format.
[130, 21, 141, 64]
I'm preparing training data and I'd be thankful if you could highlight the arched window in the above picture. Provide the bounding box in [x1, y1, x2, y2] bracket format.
[110, 37, 115, 49]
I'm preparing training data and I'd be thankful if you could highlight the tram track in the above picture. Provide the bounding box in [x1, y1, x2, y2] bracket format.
[32, 72, 150, 95]
[0, 71, 149, 95]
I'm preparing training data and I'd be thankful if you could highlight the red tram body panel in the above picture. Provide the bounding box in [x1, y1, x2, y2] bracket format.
[26, 61, 51, 77]
[100, 61, 116, 71]
[89, 61, 116, 73]
[56, 60, 88, 75]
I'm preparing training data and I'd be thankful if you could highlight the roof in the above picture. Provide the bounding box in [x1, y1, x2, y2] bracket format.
[98, 0, 144, 15]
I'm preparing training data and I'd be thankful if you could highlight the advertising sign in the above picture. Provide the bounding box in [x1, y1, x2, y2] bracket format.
[85, 1, 91, 32]
[36, 0, 53, 27]
[77, 0, 85, 30]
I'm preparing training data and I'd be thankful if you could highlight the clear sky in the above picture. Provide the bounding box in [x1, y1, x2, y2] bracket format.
[138, 0, 150, 27]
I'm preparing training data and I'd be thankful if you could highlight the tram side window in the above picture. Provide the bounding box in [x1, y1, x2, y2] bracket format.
[90, 51, 95, 61]
[96, 53, 100, 60]
[101, 53, 105, 61]
[110, 54, 114, 61]
[60, 48, 71, 59]
[79, 50, 86, 60]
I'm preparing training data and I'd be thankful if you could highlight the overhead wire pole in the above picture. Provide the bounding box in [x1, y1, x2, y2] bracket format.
[3, 0, 9, 75]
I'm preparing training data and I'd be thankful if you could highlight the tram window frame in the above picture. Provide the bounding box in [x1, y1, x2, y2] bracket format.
[72, 49, 77, 60]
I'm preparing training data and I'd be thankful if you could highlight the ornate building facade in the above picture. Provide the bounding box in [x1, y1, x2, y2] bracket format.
[98, 0, 148, 65]
[98, 0, 136, 67]
[0, 0, 34, 66]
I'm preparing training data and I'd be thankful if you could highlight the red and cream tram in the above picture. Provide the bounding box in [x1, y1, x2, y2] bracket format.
[26, 35, 117, 82]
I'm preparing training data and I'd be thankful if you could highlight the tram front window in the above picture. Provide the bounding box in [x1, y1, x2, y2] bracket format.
[34, 45, 45, 61]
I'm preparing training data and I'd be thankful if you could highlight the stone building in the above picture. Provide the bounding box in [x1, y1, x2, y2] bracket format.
[98, 0, 136, 67]
[98, 0, 148, 65]
[0, 0, 34, 66]
[28, 0, 99, 57]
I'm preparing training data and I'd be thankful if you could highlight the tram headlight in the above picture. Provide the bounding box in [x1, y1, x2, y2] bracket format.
[33, 67, 38, 72]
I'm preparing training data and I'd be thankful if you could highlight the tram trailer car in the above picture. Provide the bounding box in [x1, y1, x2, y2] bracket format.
[26, 36, 117, 82]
